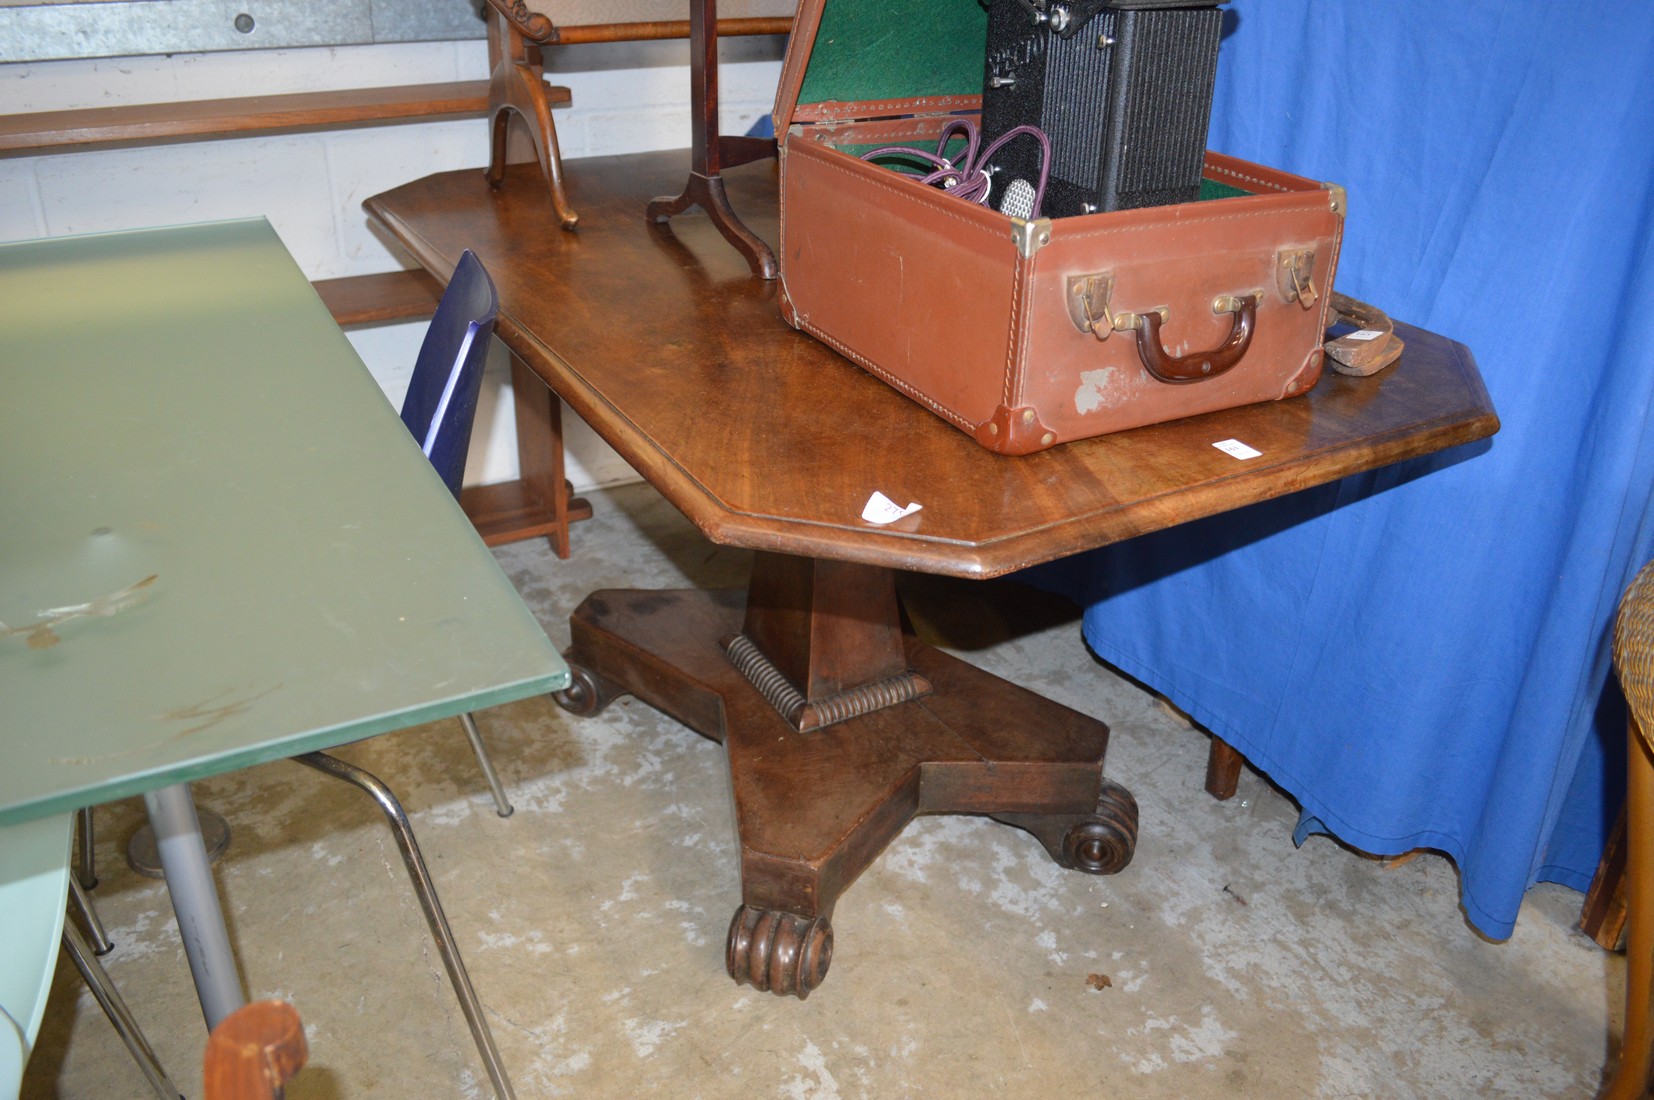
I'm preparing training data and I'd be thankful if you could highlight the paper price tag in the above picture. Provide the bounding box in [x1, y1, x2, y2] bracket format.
[862, 491, 922, 525]
[1344, 329, 1385, 342]
[1212, 438, 1262, 460]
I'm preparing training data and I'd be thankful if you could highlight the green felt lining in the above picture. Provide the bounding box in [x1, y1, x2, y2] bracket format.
[1198, 178, 1251, 200]
[796, 0, 987, 107]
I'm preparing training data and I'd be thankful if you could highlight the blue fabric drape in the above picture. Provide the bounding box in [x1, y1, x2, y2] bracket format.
[1029, 0, 1654, 938]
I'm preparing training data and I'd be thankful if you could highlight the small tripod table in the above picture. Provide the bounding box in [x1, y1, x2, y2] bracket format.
[367, 153, 1497, 998]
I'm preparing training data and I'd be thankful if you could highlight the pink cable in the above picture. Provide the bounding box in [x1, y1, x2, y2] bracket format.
[860, 118, 1051, 218]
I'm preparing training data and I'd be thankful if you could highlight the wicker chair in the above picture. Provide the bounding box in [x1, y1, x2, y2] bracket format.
[1606, 560, 1654, 1099]
[482, 0, 794, 234]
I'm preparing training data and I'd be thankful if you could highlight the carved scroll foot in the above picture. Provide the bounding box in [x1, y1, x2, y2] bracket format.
[993, 780, 1139, 876]
[726, 905, 833, 999]
[551, 662, 628, 717]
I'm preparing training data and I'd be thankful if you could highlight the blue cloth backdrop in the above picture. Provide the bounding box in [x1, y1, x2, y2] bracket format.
[1029, 1, 1654, 939]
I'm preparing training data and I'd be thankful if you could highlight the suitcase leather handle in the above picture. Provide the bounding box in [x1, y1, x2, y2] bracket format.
[1127, 294, 1259, 384]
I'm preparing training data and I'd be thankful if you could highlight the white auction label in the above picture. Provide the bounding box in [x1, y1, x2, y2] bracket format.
[861, 491, 923, 525]
[1344, 329, 1385, 341]
[1212, 438, 1263, 460]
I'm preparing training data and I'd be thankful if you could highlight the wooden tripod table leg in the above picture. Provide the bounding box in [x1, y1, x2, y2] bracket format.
[647, 168, 778, 281]
[553, 556, 1138, 1000]
[642, 0, 779, 280]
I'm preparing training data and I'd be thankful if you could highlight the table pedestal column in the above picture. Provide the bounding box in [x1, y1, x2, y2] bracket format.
[143, 783, 246, 1029]
[554, 553, 1137, 998]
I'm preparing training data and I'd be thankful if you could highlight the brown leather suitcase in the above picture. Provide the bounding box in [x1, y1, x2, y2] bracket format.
[773, 0, 1346, 455]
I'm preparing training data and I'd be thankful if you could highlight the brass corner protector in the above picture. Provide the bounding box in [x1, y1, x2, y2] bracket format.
[1322, 182, 1347, 217]
[1011, 218, 1053, 260]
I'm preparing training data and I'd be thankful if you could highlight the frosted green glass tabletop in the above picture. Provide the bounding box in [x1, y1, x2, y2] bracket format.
[0, 219, 569, 827]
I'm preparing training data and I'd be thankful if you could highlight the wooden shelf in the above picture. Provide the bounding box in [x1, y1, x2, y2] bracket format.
[313, 269, 445, 327]
[0, 79, 570, 154]
[461, 479, 593, 548]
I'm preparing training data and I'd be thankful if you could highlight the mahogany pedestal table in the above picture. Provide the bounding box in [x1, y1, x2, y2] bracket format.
[366, 153, 1499, 999]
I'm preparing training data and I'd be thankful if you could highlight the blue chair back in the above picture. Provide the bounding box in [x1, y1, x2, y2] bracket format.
[398, 250, 499, 498]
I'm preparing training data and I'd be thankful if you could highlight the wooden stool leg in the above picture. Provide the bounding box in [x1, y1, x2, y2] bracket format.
[546, 393, 572, 561]
[1605, 714, 1654, 1100]
[1205, 737, 1244, 800]
[510, 355, 576, 559]
[458, 355, 591, 553]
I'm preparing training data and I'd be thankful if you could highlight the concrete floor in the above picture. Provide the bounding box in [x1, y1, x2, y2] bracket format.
[21, 482, 1625, 1098]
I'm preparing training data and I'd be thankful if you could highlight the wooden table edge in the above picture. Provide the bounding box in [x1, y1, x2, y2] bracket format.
[364, 194, 1499, 581]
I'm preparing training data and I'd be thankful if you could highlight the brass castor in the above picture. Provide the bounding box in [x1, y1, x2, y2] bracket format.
[726, 905, 833, 999]
[551, 662, 626, 717]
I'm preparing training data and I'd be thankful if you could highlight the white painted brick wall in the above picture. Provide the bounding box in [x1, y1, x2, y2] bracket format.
[0, 38, 784, 491]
